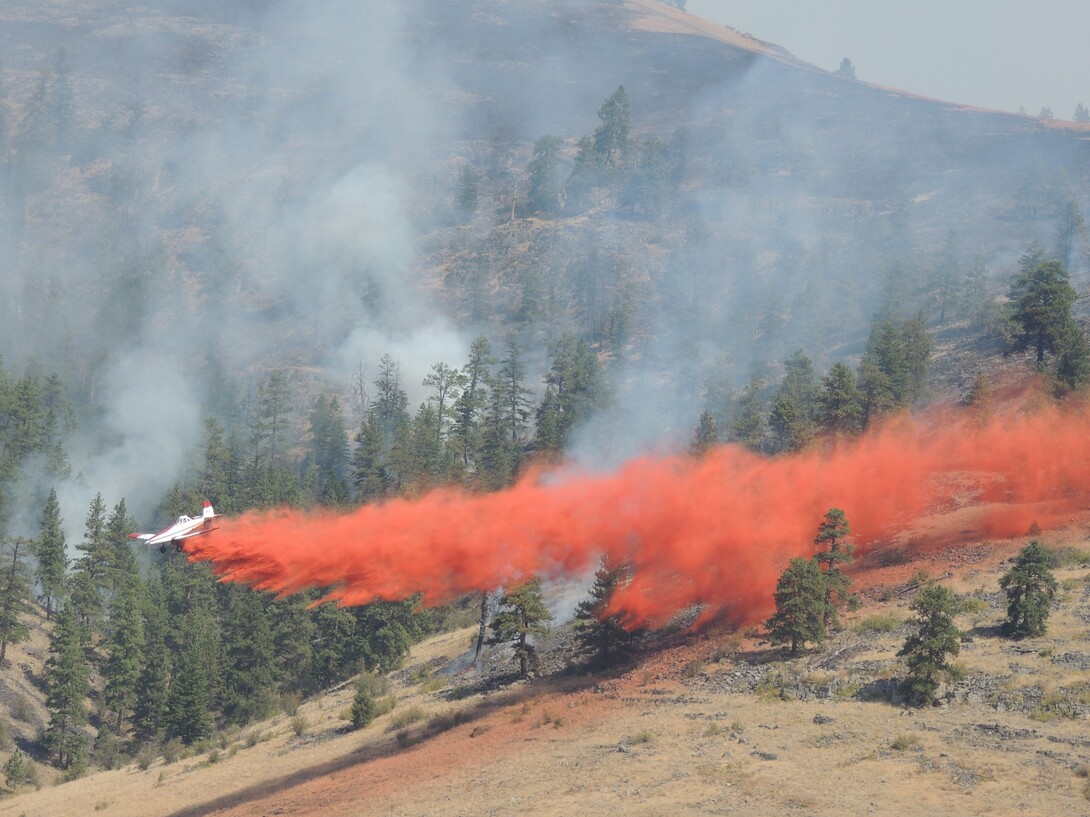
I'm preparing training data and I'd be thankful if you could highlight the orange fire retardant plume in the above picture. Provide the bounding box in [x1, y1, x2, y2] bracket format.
[184, 398, 1089, 627]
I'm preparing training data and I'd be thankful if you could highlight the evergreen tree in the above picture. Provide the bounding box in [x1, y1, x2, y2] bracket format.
[164, 610, 215, 743]
[497, 340, 533, 454]
[0, 538, 32, 665]
[220, 587, 277, 724]
[102, 566, 144, 734]
[451, 336, 494, 469]
[812, 509, 853, 629]
[350, 684, 378, 729]
[133, 579, 171, 741]
[352, 411, 388, 503]
[766, 557, 827, 656]
[308, 601, 357, 692]
[535, 334, 602, 453]
[43, 601, 90, 770]
[34, 487, 67, 619]
[999, 541, 1058, 638]
[769, 350, 818, 453]
[527, 135, 566, 215]
[352, 598, 423, 673]
[455, 163, 478, 216]
[592, 86, 631, 170]
[964, 369, 994, 420]
[689, 410, 720, 457]
[422, 362, 466, 446]
[1008, 250, 1077, 366]
[198, 417, 237, 512]
[271, 593, 316, 694]
[900, 312, 934, 403]
[817, 363, 863, 435]
[1076, 102, 1090, 124]
[730, 376, 767, 452]
[307, 395, 349, 505]
[1056, 317, 1090, 391]
[835, 57, 857, 79]
[69, 493, 109, 641]
[574, 557, 640, 665]
[897, 584, 961, 705]
[489, 578, 552, 678]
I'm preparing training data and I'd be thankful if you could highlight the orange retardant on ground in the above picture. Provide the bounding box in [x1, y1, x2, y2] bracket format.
[184, 396, 1090, 627]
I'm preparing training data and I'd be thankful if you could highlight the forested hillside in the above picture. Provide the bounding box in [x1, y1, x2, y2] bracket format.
[0, 0, 1088, 787]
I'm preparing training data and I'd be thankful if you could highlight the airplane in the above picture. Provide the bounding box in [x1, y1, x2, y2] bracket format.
[129, 501, 220, 553]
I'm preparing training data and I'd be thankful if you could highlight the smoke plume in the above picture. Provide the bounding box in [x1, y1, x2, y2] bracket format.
[186, 395, 1089, 627]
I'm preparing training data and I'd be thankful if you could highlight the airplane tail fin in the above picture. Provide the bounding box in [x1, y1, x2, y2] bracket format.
[203, 501, 215, 520]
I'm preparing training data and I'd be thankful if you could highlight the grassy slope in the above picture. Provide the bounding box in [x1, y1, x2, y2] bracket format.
[3, 523, 1089, 817]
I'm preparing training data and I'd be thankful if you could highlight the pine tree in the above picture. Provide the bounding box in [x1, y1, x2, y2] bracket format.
[489, 578, 552, 678]
[766, 557, 827, 656]
[527, 135, 566, 215]
[422, 362, 466, 446]
[1008, 250, 1077, 366]
[102, 567, 144, 734]
[43, 601, 90, 770]
[812, 509, 853, 629]
[352, 411, 388, 503]
[817, 363, 863, 435]
[730, 376, 767, 452]
[220, 587, 277, 724]
[574, 557, 640, 665]
[34, 487, 67, 619]
[69, 493, 109, 642]
[0, 538, 32, 665]
[451, 336, 494, 470]
[308, 601, 357, 692]
[897, 584, 961, 705]
[272, 593, 317, 695]
[535, 334, 602, 453]
[689, 410, 720, 457]
[592, 86, 631, 170]
[133, 579, 171, 741]
[164, 610, 215, 744]
[999, 541, 1058, 638]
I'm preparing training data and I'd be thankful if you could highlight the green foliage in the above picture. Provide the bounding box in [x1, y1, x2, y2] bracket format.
[0, 538, 32, 665]
[574, 557, 641, 666]
[535, 334, 603, 454]
[1008, 247, 1079, 367]
[350, 685, 377, 729]
[43, 602, 91, 769]
[1000, 541, 1058, 638]
[817, 363, 862, 435]
[897, 584, 961, 705]
[689, 410, 720, 457]
[489, 577, 553, 678]
[813, 508, 853, 629]
[766, 557, 827, 655]
[527, 135, 566, 216]
[34, 488, 67, 619]
[852, 613, 902, 634]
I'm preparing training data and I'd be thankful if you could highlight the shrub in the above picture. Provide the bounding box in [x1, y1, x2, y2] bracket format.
[135, 742, 158, 771]
[853, 613, 902, 634]
[290, 715, 308, 736]
[161, 737, 184, 764]
[387, 706, 426, 731]
[890, 734, 920, 751]
[279, 692, 302, 716]
[350, 687, 378, 729]
[10, 695, 33, 724]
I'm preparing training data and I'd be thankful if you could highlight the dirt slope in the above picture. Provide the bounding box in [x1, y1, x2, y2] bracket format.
[4, 516, 1089, 817]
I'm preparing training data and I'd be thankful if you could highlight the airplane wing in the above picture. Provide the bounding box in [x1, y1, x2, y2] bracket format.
[174, 526, 219, 541]
[128, 533, 156, 541]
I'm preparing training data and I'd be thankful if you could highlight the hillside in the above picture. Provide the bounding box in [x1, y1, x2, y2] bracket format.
[3, 521, 1088, 817]
[1, 1, 1090, 815]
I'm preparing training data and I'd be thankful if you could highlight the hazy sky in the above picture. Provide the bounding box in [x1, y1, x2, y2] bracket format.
[685, 1, 1090, 117]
